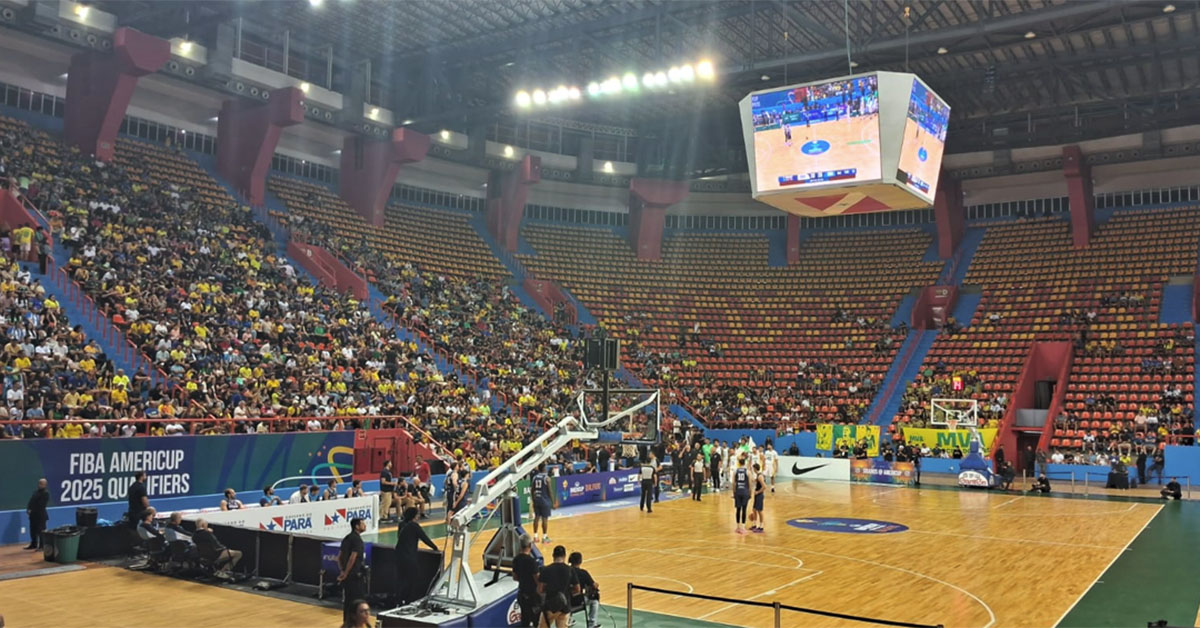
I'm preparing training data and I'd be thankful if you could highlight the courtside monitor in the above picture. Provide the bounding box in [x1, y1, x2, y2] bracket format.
[740, 72, 950, 216]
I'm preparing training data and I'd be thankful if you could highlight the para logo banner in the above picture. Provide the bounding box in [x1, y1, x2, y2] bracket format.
[816, 424, 880, 457]
[850, 459, 916, 486]
[901, 427, 997, 452]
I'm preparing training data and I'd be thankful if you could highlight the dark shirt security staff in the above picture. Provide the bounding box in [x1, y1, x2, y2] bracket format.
[126, 470, 149, 527]
[25, 478, 49, 550]
[511, 535, 540, 627]
[395, 507, 439, 604]
[339, 518, 368, 628]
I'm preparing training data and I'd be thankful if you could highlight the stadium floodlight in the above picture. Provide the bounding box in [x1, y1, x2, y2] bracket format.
[369, 107, 379, 117]
[503, 145, 514, 157]
[587, 82, 601, 96]
[74, 3, 89, 18]
[532, 89, 547, 105]
[680, 64, 695, 81]
[1024, 30, 1036, 39]
[603, 76, 621, 94]
[179, 40, 194, 54]
[440, 129, 450, 140]
[567, 87, 581, 100]
[696, 60, 714, 79]
[667, 67, 681, 82]
[515, 91, 531, 107]
[1164, 3, 1176, 12]
[547, 89, 561, 104]
[603, 161, 614, 173]
[299, 81, 310, 93]
[937, 47, 948, 54]
[308, 0, 323, 7]
[622, 73, 639, 91]
[642, 72, 656, 88]
[654, 71, 668, 87]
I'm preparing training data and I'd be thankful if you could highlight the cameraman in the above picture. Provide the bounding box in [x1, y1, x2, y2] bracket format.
[568, 552, 600, 628]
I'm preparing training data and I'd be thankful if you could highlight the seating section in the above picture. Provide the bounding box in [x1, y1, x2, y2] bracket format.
[892, 213, 1198, 453]
[268, 177, 507, 280]
[518, 224, 942, 427]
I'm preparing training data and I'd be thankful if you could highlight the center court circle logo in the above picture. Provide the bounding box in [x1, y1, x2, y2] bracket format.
[787, 517, 908, 534]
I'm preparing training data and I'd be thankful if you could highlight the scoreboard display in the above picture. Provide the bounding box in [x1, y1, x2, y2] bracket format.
[748, 75, 881, 193]
[740, 72, 950, 216]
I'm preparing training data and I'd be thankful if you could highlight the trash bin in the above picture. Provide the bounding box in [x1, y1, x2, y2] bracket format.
[49, 526, 84, 564]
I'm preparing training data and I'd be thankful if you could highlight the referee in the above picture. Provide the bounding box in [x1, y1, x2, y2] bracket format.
[639, 456, 656, 513]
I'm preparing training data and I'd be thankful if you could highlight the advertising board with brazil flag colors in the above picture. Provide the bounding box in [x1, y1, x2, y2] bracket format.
[850, 459, 917, 486]
[816, 424, 880, 457]
[0, 431, 354, 511]
[901, 427, 998, 453]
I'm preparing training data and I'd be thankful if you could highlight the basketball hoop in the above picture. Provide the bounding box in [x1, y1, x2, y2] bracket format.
[930, 398, 978, 431]
[946, 418, 959, 432]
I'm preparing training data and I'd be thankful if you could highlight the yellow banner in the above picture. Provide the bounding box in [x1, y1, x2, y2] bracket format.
[901, 427, 997, 452]
[816, 424, 880, 457]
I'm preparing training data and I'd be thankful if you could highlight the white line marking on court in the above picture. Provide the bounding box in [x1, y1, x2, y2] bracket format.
[634, 546, 807, 570]
[585, 548, 632, 563]
[991, 496, 1022, 509]
[597, 574, 695, 594]
[904, 528, 1125, 550]
[695, 571, 823, 620]
[1051, 503, 1161, 628]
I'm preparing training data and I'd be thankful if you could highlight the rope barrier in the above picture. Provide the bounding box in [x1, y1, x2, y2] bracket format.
[627, 583, 943, 628]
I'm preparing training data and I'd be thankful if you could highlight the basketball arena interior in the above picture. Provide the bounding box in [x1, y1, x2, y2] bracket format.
[2, 1, 1200, 627]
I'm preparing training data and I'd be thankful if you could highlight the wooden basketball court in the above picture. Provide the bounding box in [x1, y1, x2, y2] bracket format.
[3, 480, 1196, 628]
[895, 123, 946, 193]
[753, 115, 881, 192]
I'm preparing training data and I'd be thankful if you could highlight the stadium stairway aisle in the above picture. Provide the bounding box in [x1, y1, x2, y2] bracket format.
[30, 260, 142, 377]
[948, 227, 987, 285]
[1160, 279, 1194, 325]
[471, 215, 600, 326]
[864, 329, 937, 430]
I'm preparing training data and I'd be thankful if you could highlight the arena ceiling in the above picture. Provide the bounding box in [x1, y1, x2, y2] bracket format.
[96, 0, 1200, 169]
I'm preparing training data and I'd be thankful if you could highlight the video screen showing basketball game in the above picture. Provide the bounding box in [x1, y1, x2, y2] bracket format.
[749, 75, 881, 192]
[895, 78, 950, 200]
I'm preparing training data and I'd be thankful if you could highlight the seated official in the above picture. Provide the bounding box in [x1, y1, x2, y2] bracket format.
[259, 486, 283, 507]
[136, 508, 163, 541]
[319, 479, 339, 501]
[568, 552, 600, 628]
[220, 488, 244, 511]
[400, 478, 427, 518]
[164, 512, 193, 545]
[1030, 474, 1051, 494]
[288, 484, 310, 504]
[999, 462, 1016, 491]
[1161, 477, 1183, 500]
[193, 519, 242, 575]
[344, 479, 365, 499]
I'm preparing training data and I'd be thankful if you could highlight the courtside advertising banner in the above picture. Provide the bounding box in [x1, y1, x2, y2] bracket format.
[0, 431, 355, 510]
[850, 459, 917, 486]
[777, 456, 850, 481]
[184, 494, 379, 540]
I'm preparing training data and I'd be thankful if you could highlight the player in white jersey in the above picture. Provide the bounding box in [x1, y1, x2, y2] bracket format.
[764, 443, 778, 493]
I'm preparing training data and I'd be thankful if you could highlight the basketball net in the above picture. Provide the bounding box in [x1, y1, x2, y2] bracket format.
[946, 418, 959, 432]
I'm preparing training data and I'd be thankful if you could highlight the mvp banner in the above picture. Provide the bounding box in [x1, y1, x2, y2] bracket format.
[816, 424, 880, 457]
[0, 431, 355, 511]
[901, 428, 998, 452]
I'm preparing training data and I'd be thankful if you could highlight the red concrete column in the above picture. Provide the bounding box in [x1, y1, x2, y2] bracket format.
[64, 28, 170, 160]
[485, 155, 541, 252]
[628, 178, 689, 261]
[933, 171, 964, 259]
[339, 128, 431, 227]
[216, 87, 304, 206]
[785, 214, 801, 264]
[1062, 145, 1094, 248]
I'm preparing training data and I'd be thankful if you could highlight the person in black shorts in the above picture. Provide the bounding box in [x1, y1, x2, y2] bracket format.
[750, 463, 766, 534]
[537, 545, 579, 628]
[732, 457, 750, 534]
[531, 463, 553, 544]
[783, 121, 792, 146]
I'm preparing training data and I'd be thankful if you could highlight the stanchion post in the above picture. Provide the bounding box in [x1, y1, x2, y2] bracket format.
[626, 583, 634, 628]
[774, 601, 782, 628]
[1084, 472, 1089, 496]
[1070, 471, 1075, 494]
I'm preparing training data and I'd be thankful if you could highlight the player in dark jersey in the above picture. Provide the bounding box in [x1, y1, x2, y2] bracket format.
[732, 457, 750, 535]
[531, 463, 553, 544]
[750, 463, 766, 534]
[783, 121, 792, 147]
